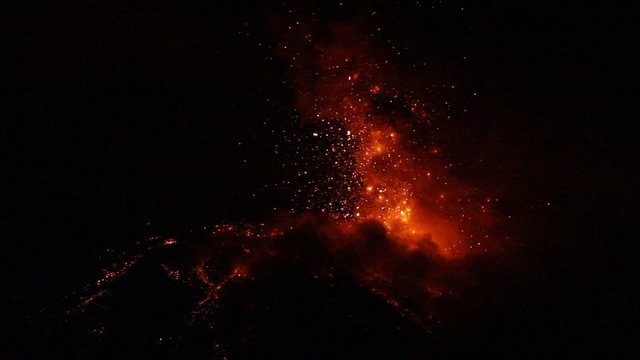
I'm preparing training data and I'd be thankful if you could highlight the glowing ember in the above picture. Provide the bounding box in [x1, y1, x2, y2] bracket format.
[277, 21, 495, 259]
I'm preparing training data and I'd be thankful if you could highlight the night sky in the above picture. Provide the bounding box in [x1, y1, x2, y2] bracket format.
[3, 0, 637, 359]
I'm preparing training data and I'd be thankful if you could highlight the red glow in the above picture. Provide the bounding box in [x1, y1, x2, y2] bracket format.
[279, 22, 496, 259]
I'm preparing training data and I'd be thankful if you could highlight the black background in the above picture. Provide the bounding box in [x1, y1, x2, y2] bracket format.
[3, 0, 637, 358]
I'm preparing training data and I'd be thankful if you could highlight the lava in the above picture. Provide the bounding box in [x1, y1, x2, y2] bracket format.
[277, 20, 495, 259]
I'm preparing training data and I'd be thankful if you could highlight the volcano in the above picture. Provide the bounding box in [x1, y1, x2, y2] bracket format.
[4, 0, 635, 359]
